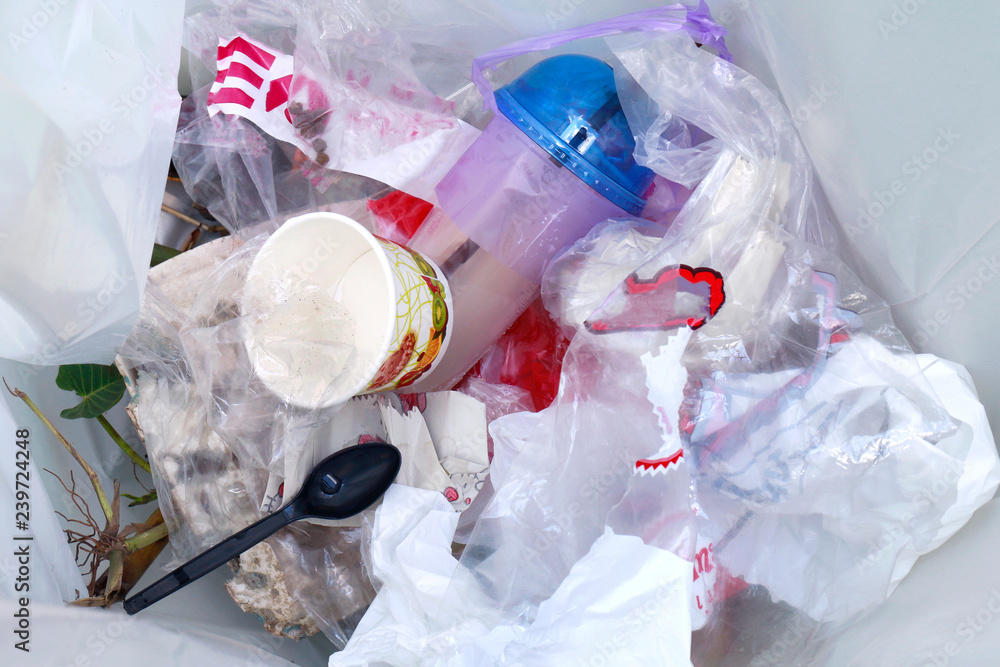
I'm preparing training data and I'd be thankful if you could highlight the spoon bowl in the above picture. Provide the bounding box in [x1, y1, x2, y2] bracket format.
[300, 442, 402, 518]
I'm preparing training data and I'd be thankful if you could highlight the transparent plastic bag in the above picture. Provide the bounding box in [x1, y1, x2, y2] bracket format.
[806, 496, 1000, 667]
[174, 0, 481, 236]
[335, 17, 1000, 664]
[607, 26, 999, 629]
[118, 238, 380, 645]
[541, 218, 665, 333]
[744, 0, 1000, 451]
[118, 222, 493, 645]
[172, 86, 388, 236]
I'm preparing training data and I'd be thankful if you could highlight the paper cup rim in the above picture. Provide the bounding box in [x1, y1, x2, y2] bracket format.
[246, 211, 397, 409]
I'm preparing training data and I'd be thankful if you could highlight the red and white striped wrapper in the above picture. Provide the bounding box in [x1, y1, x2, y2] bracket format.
[207, 34, 301, 149]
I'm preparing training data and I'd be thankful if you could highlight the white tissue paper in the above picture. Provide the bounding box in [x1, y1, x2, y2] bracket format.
[272, 391, 490, 518]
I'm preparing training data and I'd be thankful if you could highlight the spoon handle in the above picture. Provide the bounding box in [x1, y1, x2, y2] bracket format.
[124, 505, 298, 615]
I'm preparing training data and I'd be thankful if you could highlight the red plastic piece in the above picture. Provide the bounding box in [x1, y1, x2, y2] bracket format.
[366, 190, 434, 243]
[472, 297, 571, 412]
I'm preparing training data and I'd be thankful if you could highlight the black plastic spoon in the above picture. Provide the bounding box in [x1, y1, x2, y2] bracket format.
[124, 442, 401, 615]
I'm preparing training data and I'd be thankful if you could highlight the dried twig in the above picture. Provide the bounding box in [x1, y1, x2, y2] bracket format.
[190, 202, 218, 222]
[160, 204, 228, 234]
[180, 227, 201, 252]
[46, 469, 108, 589]
[49, 474, 96, 551]
[103, 549, 123, 599]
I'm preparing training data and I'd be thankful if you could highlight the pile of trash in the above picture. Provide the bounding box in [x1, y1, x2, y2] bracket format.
[7, 1, 1000, 665]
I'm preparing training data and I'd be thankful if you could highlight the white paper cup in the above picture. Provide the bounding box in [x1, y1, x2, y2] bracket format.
[243, 212, 453, 409]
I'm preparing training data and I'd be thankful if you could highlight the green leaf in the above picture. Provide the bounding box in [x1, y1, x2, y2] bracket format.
[55, 364, 126, 419]
[150, 243, 182, 267]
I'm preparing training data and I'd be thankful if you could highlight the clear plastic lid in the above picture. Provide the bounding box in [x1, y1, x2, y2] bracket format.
[495, 54, 654, 215]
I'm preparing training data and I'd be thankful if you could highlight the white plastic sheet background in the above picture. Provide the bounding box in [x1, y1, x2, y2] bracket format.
[0, 0, 185, 366]
[743, 0, 1000, 428]
[0, 2, 330, 660]
[807, 498, 1000, 666]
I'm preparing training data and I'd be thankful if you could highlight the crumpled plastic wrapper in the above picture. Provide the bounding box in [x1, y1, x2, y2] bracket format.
[175, 0, 482, 236]
[331, 485, 694, 667]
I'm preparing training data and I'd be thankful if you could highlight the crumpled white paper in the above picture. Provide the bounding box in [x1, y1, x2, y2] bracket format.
[273, 391, 490, 517]
[330, 485, 694, 666]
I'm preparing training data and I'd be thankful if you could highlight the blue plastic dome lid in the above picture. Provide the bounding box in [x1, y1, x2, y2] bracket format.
[494, 54, 654, 216]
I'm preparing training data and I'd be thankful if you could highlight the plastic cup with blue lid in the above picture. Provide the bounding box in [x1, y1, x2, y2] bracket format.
[434, 54, 655, 283]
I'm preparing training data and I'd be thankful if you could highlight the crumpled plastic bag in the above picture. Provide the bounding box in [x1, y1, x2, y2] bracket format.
[332, 485, 694, 667]
[80, 2, 1000, 664]
[683, 334, 996, 623]
[541, 218, 665, 334]
[330, 13, 1000, 664]
[173, 86, 388, 238]
[119, 237, 379, 644]
[745, 0, 1000, 444]
[601, 27, 999, 628]
[0, 0, 184, 365]
[804, 497, 1000, 666]
[174, 0, 482, 236]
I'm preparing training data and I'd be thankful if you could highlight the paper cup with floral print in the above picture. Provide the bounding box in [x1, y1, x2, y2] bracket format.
[244, 212, 453, 409]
